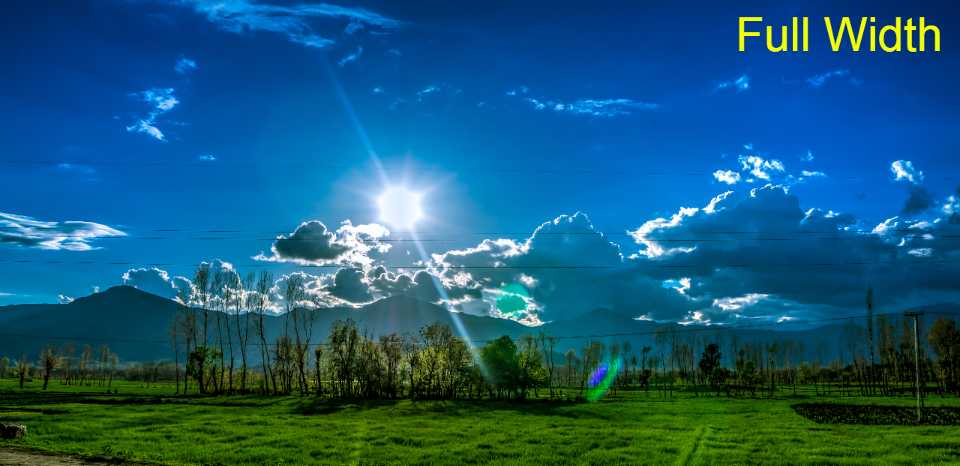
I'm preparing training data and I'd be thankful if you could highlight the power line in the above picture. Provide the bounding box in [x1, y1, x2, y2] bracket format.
[0, 258, 956, 270]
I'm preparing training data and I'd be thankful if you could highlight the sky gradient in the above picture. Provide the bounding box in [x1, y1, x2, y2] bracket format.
[2, 0, 958, 327]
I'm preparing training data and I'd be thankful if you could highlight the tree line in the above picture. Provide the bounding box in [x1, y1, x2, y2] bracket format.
[4, 273, 959, 401]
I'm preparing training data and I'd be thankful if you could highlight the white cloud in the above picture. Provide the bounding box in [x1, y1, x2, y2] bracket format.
[715, 74, 750, 93]
[58, 294, 74, 304]
[0, 211, 125, 251]
[169, 0, 401, 49]
[122, 267, 187, 300]
[713, 170, 741, 185]
[512, 91, 659, 118]
[127, 120, 166, 141]
[197, 154, 217, 162]
[175, 57, 198, 74]
[738, 155, 785, 181]
[337, 46, 363, 66]
[254, 220, 391, 267]
[807, 69, 850, 88]
[126, 88, 179, 142]
[891, 160, 924, 184]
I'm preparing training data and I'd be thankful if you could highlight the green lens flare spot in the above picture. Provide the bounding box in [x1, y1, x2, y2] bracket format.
[495, 283, 529, 317]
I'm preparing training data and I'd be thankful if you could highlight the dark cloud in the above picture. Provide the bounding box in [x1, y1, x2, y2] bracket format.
[631, 185, 960, 315]
[255, 220, 390, 266]
[274, 221, 349, 261]
[902, 186, 934, 215]
[328, 268, 373, 303]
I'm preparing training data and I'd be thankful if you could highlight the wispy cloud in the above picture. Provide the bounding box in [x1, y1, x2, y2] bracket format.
[56, 163, 97, 176]
[0, 212, 126, 251]
[168, 0, 401, 49]
[126, 88, 179, 141]
[197, 154, 216, 162]
[508, 87, 658, 117]
[174, 56, 197, 74]
[715, 74, 750, 93]
[337, 45, 363, 66]
[806, 69, 850, 88]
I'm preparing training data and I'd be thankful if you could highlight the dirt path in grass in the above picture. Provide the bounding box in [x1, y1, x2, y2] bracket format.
[0, 447, 145, 465]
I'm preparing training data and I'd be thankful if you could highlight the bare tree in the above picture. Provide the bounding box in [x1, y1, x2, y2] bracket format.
[17, 353, 29, 389]
[235, 272, 255, 393]
[40, 346, 58, 390]
[252, 271, 275, 394]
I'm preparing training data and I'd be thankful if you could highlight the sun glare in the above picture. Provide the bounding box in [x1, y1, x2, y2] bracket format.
[377, 186, 424, 229]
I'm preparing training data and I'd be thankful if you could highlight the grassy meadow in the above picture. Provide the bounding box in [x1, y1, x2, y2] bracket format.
[2, 379, 960, 465]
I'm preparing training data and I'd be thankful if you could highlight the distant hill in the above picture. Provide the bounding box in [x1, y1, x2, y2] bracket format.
[0, 286, 955, 364]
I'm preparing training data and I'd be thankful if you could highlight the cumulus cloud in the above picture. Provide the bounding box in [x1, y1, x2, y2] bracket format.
[126, 88, 179, 141]
[739, 155, 785, 180]
[168, 0, 400, 49]
[254, 220, 390, 266]
[713, 170, 741, 185]
[327, 267, 373, 303]
[628, 184, 960, 320]
[424, 212, 696, 324]
[122, 267, 184, 300]
[902, 186, 934, 215]
[712, 146, 826, 187]
[715, 74, 750, 93]
[891, 160, 924, 184]
[0, 211, 125, 251]
[175, 57, 197, 74]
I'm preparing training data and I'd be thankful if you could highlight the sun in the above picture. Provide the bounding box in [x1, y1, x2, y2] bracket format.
[377, 186, 424, 230]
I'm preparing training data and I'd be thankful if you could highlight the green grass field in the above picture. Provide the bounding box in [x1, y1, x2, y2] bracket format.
[2, 379, 960, 465]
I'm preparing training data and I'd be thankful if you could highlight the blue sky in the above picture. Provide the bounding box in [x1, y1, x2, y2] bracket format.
[1, 0, 958, 326]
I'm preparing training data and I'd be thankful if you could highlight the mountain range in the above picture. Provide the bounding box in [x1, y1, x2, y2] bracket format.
[0, 286, 954, 364]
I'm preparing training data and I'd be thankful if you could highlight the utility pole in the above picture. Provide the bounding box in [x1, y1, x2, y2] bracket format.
[904, 311, 924, 423]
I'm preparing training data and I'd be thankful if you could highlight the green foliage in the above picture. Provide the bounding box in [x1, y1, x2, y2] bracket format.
[2, 380, 960, 464]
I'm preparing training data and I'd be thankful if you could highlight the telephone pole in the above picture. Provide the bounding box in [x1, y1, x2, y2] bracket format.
[904, 311, 924, 423]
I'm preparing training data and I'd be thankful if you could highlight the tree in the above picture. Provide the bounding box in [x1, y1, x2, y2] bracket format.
[329, 319, 360, 398]
[0, 356, 8, 379]
[481, 336, 520, 399]
[928, 317, 960, 394]
[40, 346, 58, 390]
[17, 353, 29, 389]
[698, 343, 725, 395]
[252, 271, 274, 394]
[236, 272, 255, 393]
[176, 283, 196, 394]
[187, 346, 218, 394]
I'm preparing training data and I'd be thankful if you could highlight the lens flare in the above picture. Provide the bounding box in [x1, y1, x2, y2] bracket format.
[495, 283, 530, 318]
[586, 357, 621, 402]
